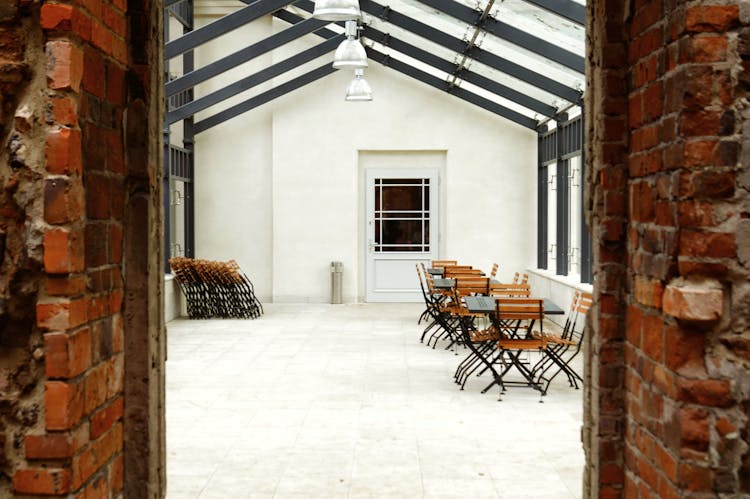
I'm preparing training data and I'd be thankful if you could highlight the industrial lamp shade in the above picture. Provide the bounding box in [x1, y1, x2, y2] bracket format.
[345, 70, 372, 101]
[312, 0, 361, 21]
[332, 38, 368, 69]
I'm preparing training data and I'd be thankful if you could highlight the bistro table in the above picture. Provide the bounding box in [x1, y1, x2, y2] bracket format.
[427, 268, 444, 276]
[462, 295, 565, 398]
[464, 296, 564, 315]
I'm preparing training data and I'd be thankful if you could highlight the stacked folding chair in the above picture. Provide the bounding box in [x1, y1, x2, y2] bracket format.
[169, 257, 264, 319]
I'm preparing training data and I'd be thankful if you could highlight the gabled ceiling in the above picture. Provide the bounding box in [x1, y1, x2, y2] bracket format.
[165, 0, 585, 132]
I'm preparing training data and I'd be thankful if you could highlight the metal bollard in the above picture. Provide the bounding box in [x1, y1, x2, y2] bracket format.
[330, 261, 343, 304]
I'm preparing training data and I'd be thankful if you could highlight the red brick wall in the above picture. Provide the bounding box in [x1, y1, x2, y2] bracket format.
[0, 0, 155, 496]
[586, 0, 750, 496]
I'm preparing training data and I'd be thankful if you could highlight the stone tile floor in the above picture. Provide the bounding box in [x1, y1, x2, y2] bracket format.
[166, 303, 584, 498]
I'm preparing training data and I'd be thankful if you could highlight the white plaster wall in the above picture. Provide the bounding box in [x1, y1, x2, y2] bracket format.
[191, 11, 538, 303]
[192, 10, 275, 301]
[164, 275, 184, 321]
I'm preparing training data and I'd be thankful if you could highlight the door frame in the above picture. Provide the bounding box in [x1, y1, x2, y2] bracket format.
[364, 167, 440, 302]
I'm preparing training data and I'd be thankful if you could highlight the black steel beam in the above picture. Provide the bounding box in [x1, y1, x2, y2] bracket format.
[537, 162, 548, 270]
[167, 5, 192, 29]
[165, 0, 291, 59]
[366, 48, 537, 129]
[166, 17, 329, 98]
[194, 64, 337, 134]
[523, 0, 585, 26]
[414, 0, 584, 73]
[167, 35, 343, 125]
[353, 0, 581, 103]
[275, 8, 542, 127]
[363, 25, 557, 118]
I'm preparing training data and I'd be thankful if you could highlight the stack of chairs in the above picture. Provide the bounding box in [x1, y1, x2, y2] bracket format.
[169, 257, 263, 319]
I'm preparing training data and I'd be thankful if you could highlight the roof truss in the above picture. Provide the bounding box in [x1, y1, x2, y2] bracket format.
[165, 0, 585, 133]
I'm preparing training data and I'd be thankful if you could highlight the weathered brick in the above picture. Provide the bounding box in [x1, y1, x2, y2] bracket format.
[663, 282, 723, 323]
[689, 35, 728, 63]
[37, 297, 88, 330]
[13, 468, 71, 495]
[45, 380, 84, 431]
[84, 362, 109, 414]
[46, 128, 82, 175]
[72, 422, 122, 490]
[664, 325, 705, 374]
[86, 172, 111, 219]
[43, 227, 85, 274]
[82, 47, 106, 98]
[40, 4, 73, 30]
[676, 378, 732, 407]
[685, 5, 739, 33]
[46, 40, 83, 92]
[44, 328, 91, 379]
[90, 397, 123, 439]
[679, 231, 734, 259]
[46, 275, 87, 296]
[25, 433, 73, 459]
[45, 176, 85, 224]
[48, 95, 79, 126]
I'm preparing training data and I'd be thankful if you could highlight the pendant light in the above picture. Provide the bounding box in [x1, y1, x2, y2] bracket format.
[345, 69, 372, 101]
[312, 0, 361, 21]
[333, 21, 368, 69]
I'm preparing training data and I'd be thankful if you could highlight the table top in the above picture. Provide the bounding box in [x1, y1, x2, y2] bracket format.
[432, 278, 454, 289]
[464, 296, 565, 315]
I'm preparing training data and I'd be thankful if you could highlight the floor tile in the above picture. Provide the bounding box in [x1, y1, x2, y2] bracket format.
[166, 303, 584, 498]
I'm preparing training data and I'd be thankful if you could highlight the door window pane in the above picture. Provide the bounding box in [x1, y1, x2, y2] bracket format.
[373, 178, 431, 253]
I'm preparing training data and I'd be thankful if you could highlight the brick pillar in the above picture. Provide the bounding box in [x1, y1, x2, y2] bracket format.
[586, 0, 750, 496]
[584, 0, 629, 496]
[1, 1, 163, 497]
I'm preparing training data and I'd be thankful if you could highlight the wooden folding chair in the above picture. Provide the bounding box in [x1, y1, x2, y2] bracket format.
[489, 262, 499, 279]
[487, 298, 547, 401]
[533, 291, 591, 394]
[431, 259, 457, 268]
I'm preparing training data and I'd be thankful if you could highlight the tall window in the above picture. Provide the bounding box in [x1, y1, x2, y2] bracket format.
[547, 162, 557, 266]
[537, 113, 591, 283]
[567, 155, 582, 277]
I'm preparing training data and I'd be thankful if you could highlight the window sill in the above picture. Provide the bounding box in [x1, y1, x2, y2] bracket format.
[526, 267, 593, 293]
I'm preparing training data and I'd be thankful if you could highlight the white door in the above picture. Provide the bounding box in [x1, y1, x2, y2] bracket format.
[365, 169, 439, 302]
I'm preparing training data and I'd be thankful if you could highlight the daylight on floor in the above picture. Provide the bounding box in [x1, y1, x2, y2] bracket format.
[164, 0, 589, 496]
[5, 0, 750, 497]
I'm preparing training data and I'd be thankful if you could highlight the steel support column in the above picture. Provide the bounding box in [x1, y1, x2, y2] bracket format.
[537, 127, 548, 269]
[555, 114, 569, 275]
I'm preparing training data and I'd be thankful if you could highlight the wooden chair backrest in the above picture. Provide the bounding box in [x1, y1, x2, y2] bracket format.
[490, 283, 531, 297]
[512, 272, 520, 284]
[495, 298, 544, 322]
[454, 277, 491, 296]
[431, 260, 457, 268]
[489, 262, 499, 279]
[578, 292, 593, 313]
[444, 267, 482, 277]
[521, 273, 529, 285]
